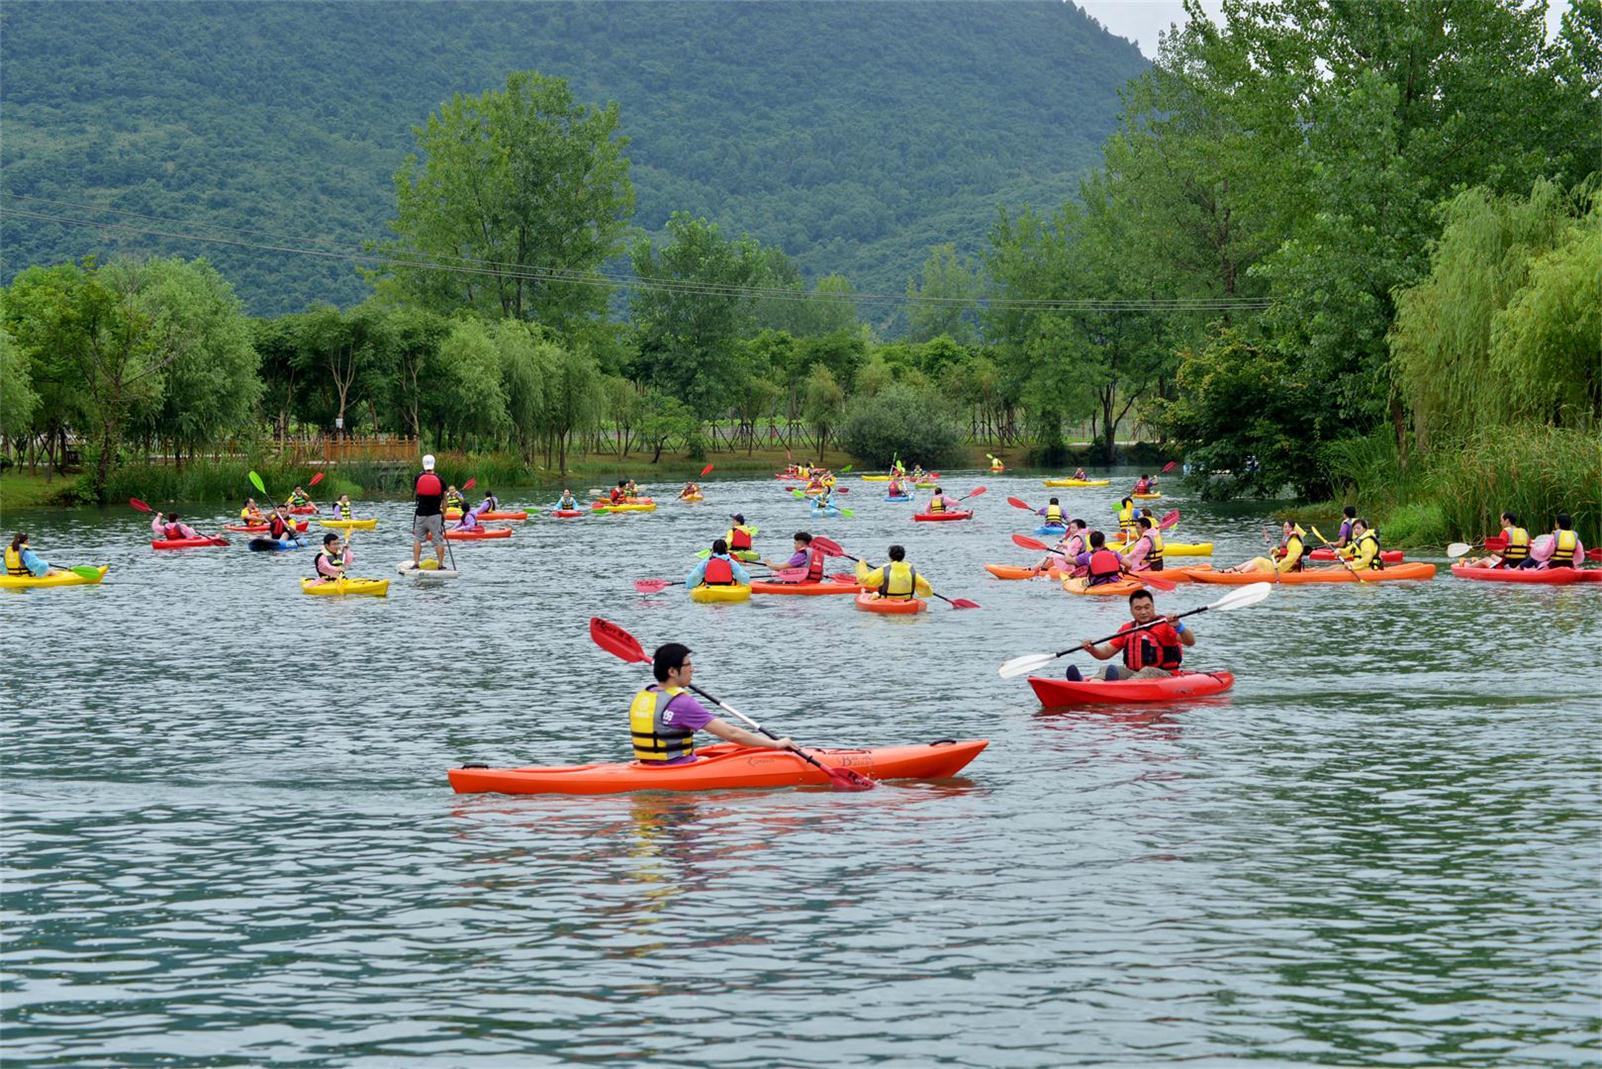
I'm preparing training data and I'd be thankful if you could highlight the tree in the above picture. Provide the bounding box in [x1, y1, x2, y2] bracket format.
[802, 363, 844, 462]
[0, 326, 38, 459]
[432, 318, 510, 448]
[906, 244, 979, 344]
[636, 389, 697, 463]
[538, 340, 604, 473]
[384, 70, 634, 330]
[838, 381, 964, 468]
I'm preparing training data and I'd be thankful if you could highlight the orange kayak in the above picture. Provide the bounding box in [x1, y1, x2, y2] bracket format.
[448, 738, 989, 794]
[1189, 562, 1436, 584]
[855, 591, 927, 614]
[1062, 576, 1145, 596]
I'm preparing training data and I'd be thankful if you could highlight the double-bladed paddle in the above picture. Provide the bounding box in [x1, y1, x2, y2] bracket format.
[588, 617, 874, 791]
[810, 534, 979, 609]
[1010, 532, 1176, 591]
[996, 582, 1272, 679]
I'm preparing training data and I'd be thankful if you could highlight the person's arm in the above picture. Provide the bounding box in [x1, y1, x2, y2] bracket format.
[684, 560, 708, 587]
[1168, 616, 1197, 648]
[1572, 539, 1586, 567]
[1124, 539, 1149, 569]
[1080, 633, 1122, 661]
[21, 548, 49, 576]
[151, 515, 163, 536]
[913, 572, 933, 595]
[730, 560, 752, 585]
[703, 717, 794, 751]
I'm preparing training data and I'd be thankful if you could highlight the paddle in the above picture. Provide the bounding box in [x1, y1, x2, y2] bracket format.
[588, 617, 874, 791]
[635, 567, 805, 594]
[810, 534, 979, 609]
[1446, 542, 1480, 559]
[67, 565, 105, 580]
[309, 472, 325, 487]
[789, 487, 854, 517]
[1010, 532, 1176, 591]
[1310, 525, 1371, 583]
[997, 582, 1273, 678]
[1161, 461, 1178, 474]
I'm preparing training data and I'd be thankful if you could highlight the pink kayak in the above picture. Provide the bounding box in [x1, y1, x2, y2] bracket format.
[1029, 671, 1235, 705]
[151, 537, 229, 550]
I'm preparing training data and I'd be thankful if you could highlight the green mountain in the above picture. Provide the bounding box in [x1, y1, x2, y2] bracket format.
[0, 1, 1148, 320]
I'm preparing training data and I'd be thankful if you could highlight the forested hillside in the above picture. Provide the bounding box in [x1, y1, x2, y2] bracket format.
[0, 1, 1148, 317]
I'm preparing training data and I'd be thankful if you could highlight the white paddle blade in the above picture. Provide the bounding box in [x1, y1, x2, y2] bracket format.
[1212, 582, 1273, 611]
[998, 652, 1057, 679]
[1446, 542, 1472, 558]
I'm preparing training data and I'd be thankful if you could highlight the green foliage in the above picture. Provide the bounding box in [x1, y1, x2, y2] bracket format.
[1429, 427, 1602, 547]
[636, 390, 699, 463]
[0, 326, 38, 442]
[801, 363, 845, 462]
[838, 382, 964, 469]
[906, 245, 979, 344]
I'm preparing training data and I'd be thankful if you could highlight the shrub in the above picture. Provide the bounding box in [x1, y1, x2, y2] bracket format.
[838, 383, 965, 469]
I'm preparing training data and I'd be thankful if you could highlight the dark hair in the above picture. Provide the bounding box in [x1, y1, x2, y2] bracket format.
[933, 486, 942, 495]
[712, 538, 728, 554]
[1556, 512, 1573, 530]
[10, 532, 26, 551]
[1088, 530, 1106, 548]
[1121, 497, 1133, 507]
[1138, 516, 1155, 531]
[888, 544, 906, 561]
[1343, 506, 1357, 519]
[1048, 497, 1059, 505]
[1128, 588, 1154, 607]
[617, 480, 627, 487]
[167, 513, 180, 522]
[323, 533, 340, 546]
[652, 642, 691, 682]
[1072, 518, 1086, 530]
[793, 532, 812, 544]
[1501, 511, 1518, 525]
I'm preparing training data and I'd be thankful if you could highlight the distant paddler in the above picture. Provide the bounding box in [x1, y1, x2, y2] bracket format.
[411, 454, 448, 570]
[1226, 520, 1306, 574]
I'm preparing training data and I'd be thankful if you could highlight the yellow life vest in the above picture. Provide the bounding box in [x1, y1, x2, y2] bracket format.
[335, 501, 352, 519]
[241, 506, 252, 519]
[1501, 526, 1530, 563]
[1352, 530, 1384, 570]
[1553, 529, 1580, 561]
[1143, 530, 1165, 570]
[630, 686, 695, 762]
[878, 560, 919, 598]
[1277, 531, 1306, 572]
[1045, 503, 1064, 524]
[1118, 505, 1135, 538]
[928, 496, 946, 513]
[5, 545, 29, 576]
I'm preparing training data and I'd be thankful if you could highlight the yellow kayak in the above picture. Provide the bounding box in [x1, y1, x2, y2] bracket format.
[1043, 478, 1111, 487]
[860, 475, 891, 482]
[0, 564, 109, 589]
[320, 518, 378, 530]
[913, 481, 937, 489]
[301, 577, 390, 597]
[689, 583, 752, 603]
[598, 502, 657, 513]
[1109, 541, 1213, 557]
[1132, 492, 1163, 500]
[679, 494, 704, 503]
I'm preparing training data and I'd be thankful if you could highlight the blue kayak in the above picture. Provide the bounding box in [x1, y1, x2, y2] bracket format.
[886, 494, 913, 503]
[249, 537, 305, 552]
[811, 505, 842, 518]
[1035, 524, 1067, 537]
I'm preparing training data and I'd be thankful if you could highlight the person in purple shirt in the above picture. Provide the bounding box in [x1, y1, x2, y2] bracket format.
[629, 643, 795, 764]
[760, 531, 825, 583]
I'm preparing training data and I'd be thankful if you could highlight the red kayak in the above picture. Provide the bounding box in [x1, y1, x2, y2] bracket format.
[446, 527, 512, 540]
[151, 536, 230, 550]
[1483, 534, 1601, 561]
[287, 506, 317, 515]
[913, 511, 973, 522]
[1029, 671, 1235, 705]
[1450, 562, 1602, 584]
[448, 738, 988, 795]
[551, 510, 585, 518]
[1310, 548, 1403, 563]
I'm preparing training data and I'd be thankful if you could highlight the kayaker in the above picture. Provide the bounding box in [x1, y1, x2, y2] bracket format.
[1041, 519, 1088, 573]
[331, 494, 354, 520]
[1116, 497, 1138, 542]
[1133, 475, 1151, 494]
[1065, 588, 1196, 682]
[311, 532, 351, 583]
[678, 480, 701, 500]
[452, 502, 486, 531]
[630, 643, 795, 764]
[1124, 515, 1166, 572]
[444, 484, 466, 512]
[6, 532, 62, 579]
[609, 480, 627, 504]
[1037, 497, 1066, 527]
[266, 506, 300, 544]
[1540, 513, 1586, 569]
[240, 498, 265, 523]
[685, 538, 752, 590]
[1072, 530, 1126, 587]
[926, 487, 954, 514]
[1072, 467, 1088, 481]
[726, 514, 758, 558]
[855, 544, 933, 600]
[411, 454, 447, 570]
[887, 474, 906, 498]
[1229, 521, 1306, 573]
[624, 478, 640, 497]
[479, 491, 500, 513]
[1333, 506, 1358, 549]
[1347, 519, 1386, 570]
[990, 455, 1005, 472]
[285, 486, 314, 509]
[1492, 511, 1531, 568]
[761, 531, 826, 583]
[557, 488, 579, 511]
[152, 512, 202, 541]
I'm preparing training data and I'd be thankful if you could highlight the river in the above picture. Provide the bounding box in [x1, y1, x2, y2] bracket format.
[3, 471, 1598, 1066]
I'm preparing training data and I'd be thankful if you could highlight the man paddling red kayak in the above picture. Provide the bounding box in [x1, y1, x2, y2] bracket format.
[1068, 588, 1196, 682]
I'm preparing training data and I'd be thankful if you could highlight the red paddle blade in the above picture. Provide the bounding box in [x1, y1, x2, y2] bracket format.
[1007, 496, 1033, 511]
[965, 486, 988, 499]
[633, 579, 673, 594]
[829, 571, 858, 584]
[824, 765, 876, 791]
[700, 463, 714, 477]
[1158, 508, 1180, 530]
[309, 472, 325, 486]
[948, 597, 981, 609]
[463, 477, 477, 491]
[128, 497, 152, 513]
[590, 617, 651, 664]
[1135, 572, 1177, 591]
[811, 534, 846, 557]
[1161, 461, 1178, 473]
[1012, 533, 1050, 552]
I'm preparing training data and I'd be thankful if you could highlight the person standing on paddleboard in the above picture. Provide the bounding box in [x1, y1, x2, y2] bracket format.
[1067, 588, 1195, 681]
[412, 454, 447, 569]
[630, 643, 793, 764]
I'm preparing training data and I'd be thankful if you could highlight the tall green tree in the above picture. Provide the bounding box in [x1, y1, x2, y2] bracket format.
[906, 244, 979, 344]
[802, 362, 844, 462]
[384, 70, 634, 330]
[0, 326, 38, 457]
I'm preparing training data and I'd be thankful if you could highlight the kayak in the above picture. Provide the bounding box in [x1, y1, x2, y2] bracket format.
[248, 537, 305, 552]
[446, 527, 512, 540]
[1063, 575, 1145, 596]
[886, 494, 913, 503]
[319, 518, 378, 530]
[985, 563, 1047, 580]
[1450, 562, 1602, 584]
[1109, 541, 1214, 557]
[680, 494, 704, 503]
[287, 505, 317, 515]
[449, 738, 989, 795]
[1029, 671, 1236, 706]
[151, 537, 229, 550]
[0, 564, 108, 589]
[1311, 548, 1404, 563]
[860, 475, 891, 482]
[690, 583, 753, 603]
[1188, 562, 1437, 584]
[811, 505, 842, 518]
[595, 502, 657, 513]
[1483, 534, 1602, 561]
[551, 509, 585, 518]
[750, 578, 859, 595]
[1146, 564, 1215, 582]
[225, 520, 309, 533]
[855, 591, 927, 614]
[1131, 492, 1163, 500]
[1043, 478, 1110, 487]
[396, 560, 461, 579]
[914, 510, 972, 522]
[1035, 524, 1067, 537]
[913, 481, 937, 489]
[446, 509, 528, 521]
[300, 577, 390, 597]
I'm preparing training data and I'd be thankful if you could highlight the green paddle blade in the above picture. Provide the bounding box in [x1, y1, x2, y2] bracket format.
[839, 507, 855, 517]
[69, 565, 104, 579]
[248, 470, 268, 495]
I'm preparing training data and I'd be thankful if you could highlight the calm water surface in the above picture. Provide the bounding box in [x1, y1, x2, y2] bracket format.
[3, 472, 1599, 1066]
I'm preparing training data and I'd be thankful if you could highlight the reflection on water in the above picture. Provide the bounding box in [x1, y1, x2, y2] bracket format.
[2, 474, 1599, 1066]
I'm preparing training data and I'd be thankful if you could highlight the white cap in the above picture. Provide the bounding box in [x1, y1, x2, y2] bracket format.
[422, 454, 436, 470]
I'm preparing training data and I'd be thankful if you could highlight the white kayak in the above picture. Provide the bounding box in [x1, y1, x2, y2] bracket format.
[396, 560, 461, 579]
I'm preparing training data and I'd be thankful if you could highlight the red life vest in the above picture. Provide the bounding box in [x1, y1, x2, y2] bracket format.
[415, 472, 442, 497]
[164, 523, 186, 540]
[1118, 620, 1183, 671]
[1088, 549, 1123, 585]
[805, 547, 825, 581]
[704, 556, 735, 585]
[269, 516, 290, 539]
[730, 527, 753, 551]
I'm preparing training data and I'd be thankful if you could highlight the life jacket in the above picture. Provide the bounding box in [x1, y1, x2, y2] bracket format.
[610, 488, 624, 503]
[805, 546, 825, 582]
[630, 686, 695, 762]
[704, 556, 735, 585]
[163, 523, 186, 540]
[928, 496, 946, 513]
[1119, 620, 1183, 672]
[879, 561, 919, 598]
[1274, 527, 1306, 571]
[1353, 530, 1384, 570]
[1134, 480, 1149, 493]
[313, 550, 344, 578]
[1139, 530, 1164, 571]
[335, 501, 352, 519]
[991, 459, 1004, 471]
[729, 526, 753, 551]
[269, 516, 290, 539]
[1118, 505, 1136, 540]
[5, 545, 28, 576]
[1088, 548, 1123, 585]
[415, 472, 443, 497]
[241, 506, 254, 520]
[1045, 503, 1064, 524]
[559, 496, 577, 509]
[1499, 526, 1530, 565]
[1553, 529, 1580, 564]
[1062, 533, 1085, 559]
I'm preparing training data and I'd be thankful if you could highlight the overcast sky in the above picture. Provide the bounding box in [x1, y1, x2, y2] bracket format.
[1076, 0, 1570, 59]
